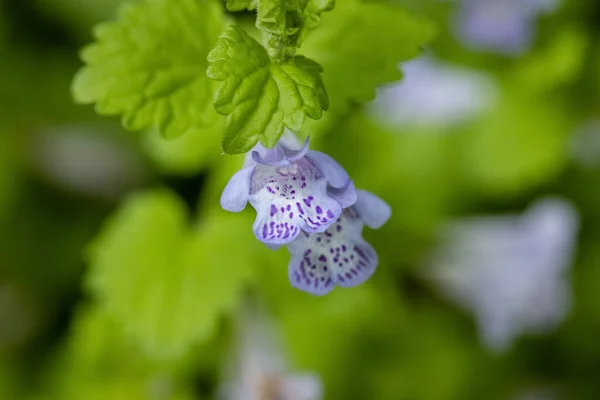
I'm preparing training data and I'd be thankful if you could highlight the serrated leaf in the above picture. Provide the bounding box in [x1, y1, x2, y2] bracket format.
[207, 26, 328, 153]
[86, 189, 257, 359]
[225, 0, 256, 11]
[302, 0, 435, 118]
[72, 0, 224, 139]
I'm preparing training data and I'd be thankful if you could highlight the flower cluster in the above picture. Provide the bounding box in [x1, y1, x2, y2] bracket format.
[220, 133, 391, 295]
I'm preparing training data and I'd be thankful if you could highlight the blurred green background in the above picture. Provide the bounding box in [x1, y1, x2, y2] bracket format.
[2, 0, 600, 399]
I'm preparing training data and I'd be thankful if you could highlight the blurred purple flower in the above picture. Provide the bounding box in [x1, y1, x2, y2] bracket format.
[452, 0, 560, 55]
[369, 57, 498, 128]
[220, 300, 323, 400]
[220, 133, 356, 246]
[424, 197, 578, 351]
[285, 190, 391, 296]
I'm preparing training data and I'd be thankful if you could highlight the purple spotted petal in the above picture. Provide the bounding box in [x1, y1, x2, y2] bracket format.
[220, 165, 255, 212]
[288, 243, 336, 296]
[305, 150, 350, 188]
[249, 177, 343, 244]
[353, 190, 391, 229]
[247, 155, 346, 244]
[287, 208, 378, 295]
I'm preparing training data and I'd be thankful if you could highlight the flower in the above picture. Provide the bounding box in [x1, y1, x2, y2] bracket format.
[285, 190, 391, 296]
[452, 0, 560, 56]
[219, 299, 323, 400]
[423, 197, 578, 351]
[369, 57, 498, 129]
[220, 133, 356, 245]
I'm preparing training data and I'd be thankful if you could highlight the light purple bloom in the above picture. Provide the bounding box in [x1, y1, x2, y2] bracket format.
[453, 0, 560, 55]
[219, 300, 323, 400]
[369, 57, 498, 128]
[423, 197, 578, 351]
[220, 134, 356, 245]
[286, 190, 391, 296]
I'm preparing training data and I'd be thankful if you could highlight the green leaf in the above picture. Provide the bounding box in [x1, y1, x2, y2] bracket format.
[72, 0, 224, 139]
[142, 112, 224, 176]
[302, 0, 435, 120]
[86, 189, 257, 359]
[460, 89, 569, 196]
[207, 25, 328, 154]
[225, 0, 256, 11]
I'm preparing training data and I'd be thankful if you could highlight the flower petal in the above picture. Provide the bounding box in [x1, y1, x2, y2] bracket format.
[220, 166, 255, 212]
[249, 178, 343, 244]
[288, 236, 336, 296]
[251, 147, 286, 166]
[278, 136, 310, 162]
[305, 150, 350, 188]
[354, 190, 391, 229]
[287, 209, 378, 294]
[251, 198, 304, 244]
[327, 181, 357, 209]
[248, 159, 345, 244]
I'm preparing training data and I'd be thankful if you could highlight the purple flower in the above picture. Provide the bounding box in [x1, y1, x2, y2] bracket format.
[452, 0, 560, 55]
[285, 190, 391, 296]
[220, 134, 356, 245]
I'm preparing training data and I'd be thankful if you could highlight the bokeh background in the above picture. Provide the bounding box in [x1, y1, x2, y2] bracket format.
[2, 0, 600, 399]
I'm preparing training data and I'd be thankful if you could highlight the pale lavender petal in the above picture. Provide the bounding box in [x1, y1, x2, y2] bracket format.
[248, 159, 344, 244]
[353, 190, 391, 229]
[327, 181, 357, 209]
[287, 209, 378, 294]
[305, 150, 350, 188]
[220, 166, 255, 212]
[288, 234, 335, 296]
[249, 177, 343, 244]
[252, 148, 287, 166]
[332, 239, 378, 288]
[278, 136, 310, 162]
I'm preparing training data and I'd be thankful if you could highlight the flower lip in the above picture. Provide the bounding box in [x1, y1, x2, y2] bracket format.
[251, 136, 311, 167]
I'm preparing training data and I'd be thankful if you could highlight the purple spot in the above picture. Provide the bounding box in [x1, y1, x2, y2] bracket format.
[270, 204, 278, 217]
[267, 186, 275, 194]
[291, 190, 296, 194]
[326, 278, 332, 286]
[289, 212, 293, 219]
[350, 268, 358, 276]
[336, 225, 342, 232]
[319, 255, 327, 262]
[355, 246, 369, 261]
[343, 258, 349, 263]
[303, 198, 312, 207]
[327, 210, 335, 219]
[304, 249, 312, 256]
[280, 207, 285, 213]
[345, 272, 352, 279]
[286, 204, 291, 211]
[330, 248, 334, 254]
[262, 224, 268, 238]
[296, 202, 304, 215]
[337, 274, 345, 282]
[342, 245, 347, 252]
[316, 206, 323, 214]
[308, 196, 314, 200]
